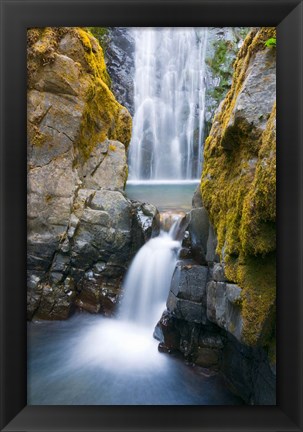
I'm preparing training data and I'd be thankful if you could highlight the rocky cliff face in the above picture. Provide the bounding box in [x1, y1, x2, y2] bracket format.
[157, 27, 276, 404]
[201, 27, 276, 348]
[27, 27, 158, 320]
[105, 28, 135, 116]
[204, 27, 250, 137]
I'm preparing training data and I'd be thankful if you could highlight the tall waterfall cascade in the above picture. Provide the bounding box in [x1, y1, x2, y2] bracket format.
[128, 27, 208, 181]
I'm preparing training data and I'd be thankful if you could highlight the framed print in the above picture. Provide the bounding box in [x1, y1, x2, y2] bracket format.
[0, 0, 302, 431]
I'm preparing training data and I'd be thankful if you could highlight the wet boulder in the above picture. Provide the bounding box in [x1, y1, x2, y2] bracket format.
[206, 281, 243, 342]
[166, 261, 209, 324]
[187, 208, 210, 265]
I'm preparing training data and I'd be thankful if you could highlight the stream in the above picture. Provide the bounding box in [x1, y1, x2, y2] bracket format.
[27, 182, 243, 405]
[28, 314, 243, 405]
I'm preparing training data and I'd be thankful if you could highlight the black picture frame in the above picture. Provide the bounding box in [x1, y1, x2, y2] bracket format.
[1, 0, 302, 430]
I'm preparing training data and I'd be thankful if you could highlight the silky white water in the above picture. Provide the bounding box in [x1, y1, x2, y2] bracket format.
[120, 224, 181, 328]
[128, 27, 208, 180]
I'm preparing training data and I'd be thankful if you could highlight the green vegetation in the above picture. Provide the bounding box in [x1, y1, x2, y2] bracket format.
[265, 37, 276, 48]
[86, 27, 109, 52]
[204, 28, 250, 135]
[77, 28, 111, 87]
[206, 40, 234, 104]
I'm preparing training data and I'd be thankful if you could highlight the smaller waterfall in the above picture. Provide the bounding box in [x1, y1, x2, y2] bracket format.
[120, 223, 181, 328]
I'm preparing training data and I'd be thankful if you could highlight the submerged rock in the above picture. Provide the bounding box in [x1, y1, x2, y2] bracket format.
[192, 184, 203, 208]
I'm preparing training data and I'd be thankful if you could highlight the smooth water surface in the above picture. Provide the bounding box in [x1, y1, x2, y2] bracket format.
[28, 314, 243, 405]
[126, 180, 199, 211]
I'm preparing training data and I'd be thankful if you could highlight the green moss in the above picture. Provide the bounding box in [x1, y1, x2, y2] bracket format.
[240, 104, 276, 255]
[77, 76, 132, 160]
[75, 28, 132, 160]
[77, 28, 111, 88]
[225, 253, 276, 346]
[201, 28, 276, 348]
[86, 27, 109, 53]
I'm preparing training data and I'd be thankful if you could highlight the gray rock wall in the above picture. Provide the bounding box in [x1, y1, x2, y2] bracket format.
[204, 27, 250, 137]
[105, 28, 135, 115]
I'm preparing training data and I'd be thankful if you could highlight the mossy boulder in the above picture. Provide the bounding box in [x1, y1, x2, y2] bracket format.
[27, 27, 132, 162]
[201, 28, 276, 348]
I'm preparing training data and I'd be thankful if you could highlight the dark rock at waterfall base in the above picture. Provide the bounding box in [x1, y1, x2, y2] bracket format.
[158, 342, 179, 355]
[155, 310, 180, 351]
[192, 185, 203, 208]
[131, 200, 160, 249]
[212, 263, 226, 282]
[207, 281, 243, 343]
[178, 247, 192, 260]
[32, 280, 76, 320]
[170, 261, 208, 303]
[75, 273, 121, 316]
[195, 347, 220, 368]
[187, 208, 210, 265]
[167, 261, 209, 324]
[157, 311, 276, 403]
[221, 333, 276, 404]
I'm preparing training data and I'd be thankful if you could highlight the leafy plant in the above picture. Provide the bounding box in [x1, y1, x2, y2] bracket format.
[264, 37, 276, 48]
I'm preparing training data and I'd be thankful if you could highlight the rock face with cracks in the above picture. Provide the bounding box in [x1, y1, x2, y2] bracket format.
[201, 27, 276, 349]
[27, 27, 158, 320]
[157, 28, 276, 405]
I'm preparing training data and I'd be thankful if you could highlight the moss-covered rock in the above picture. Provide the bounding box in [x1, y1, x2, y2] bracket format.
[201, 28, 276, 347]
[28, 27, 132, 162]
[27, 27, 133, 320]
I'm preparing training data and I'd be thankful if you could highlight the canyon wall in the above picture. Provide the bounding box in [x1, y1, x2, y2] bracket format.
[157, 28, 276, 404]
[27, 27, 158, 320]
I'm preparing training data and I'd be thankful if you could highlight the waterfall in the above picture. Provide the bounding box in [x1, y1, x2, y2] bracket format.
[128, 27, 208, 181]
[119, 222, 181, 328]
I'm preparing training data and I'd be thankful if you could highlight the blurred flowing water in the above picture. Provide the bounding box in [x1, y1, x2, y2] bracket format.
[28, 211, 242, 405]
[128, 28, 208, 180]
[120, 225, 181, 327]
[28, 314, 243, 405]
[27, 28, 244, 406]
